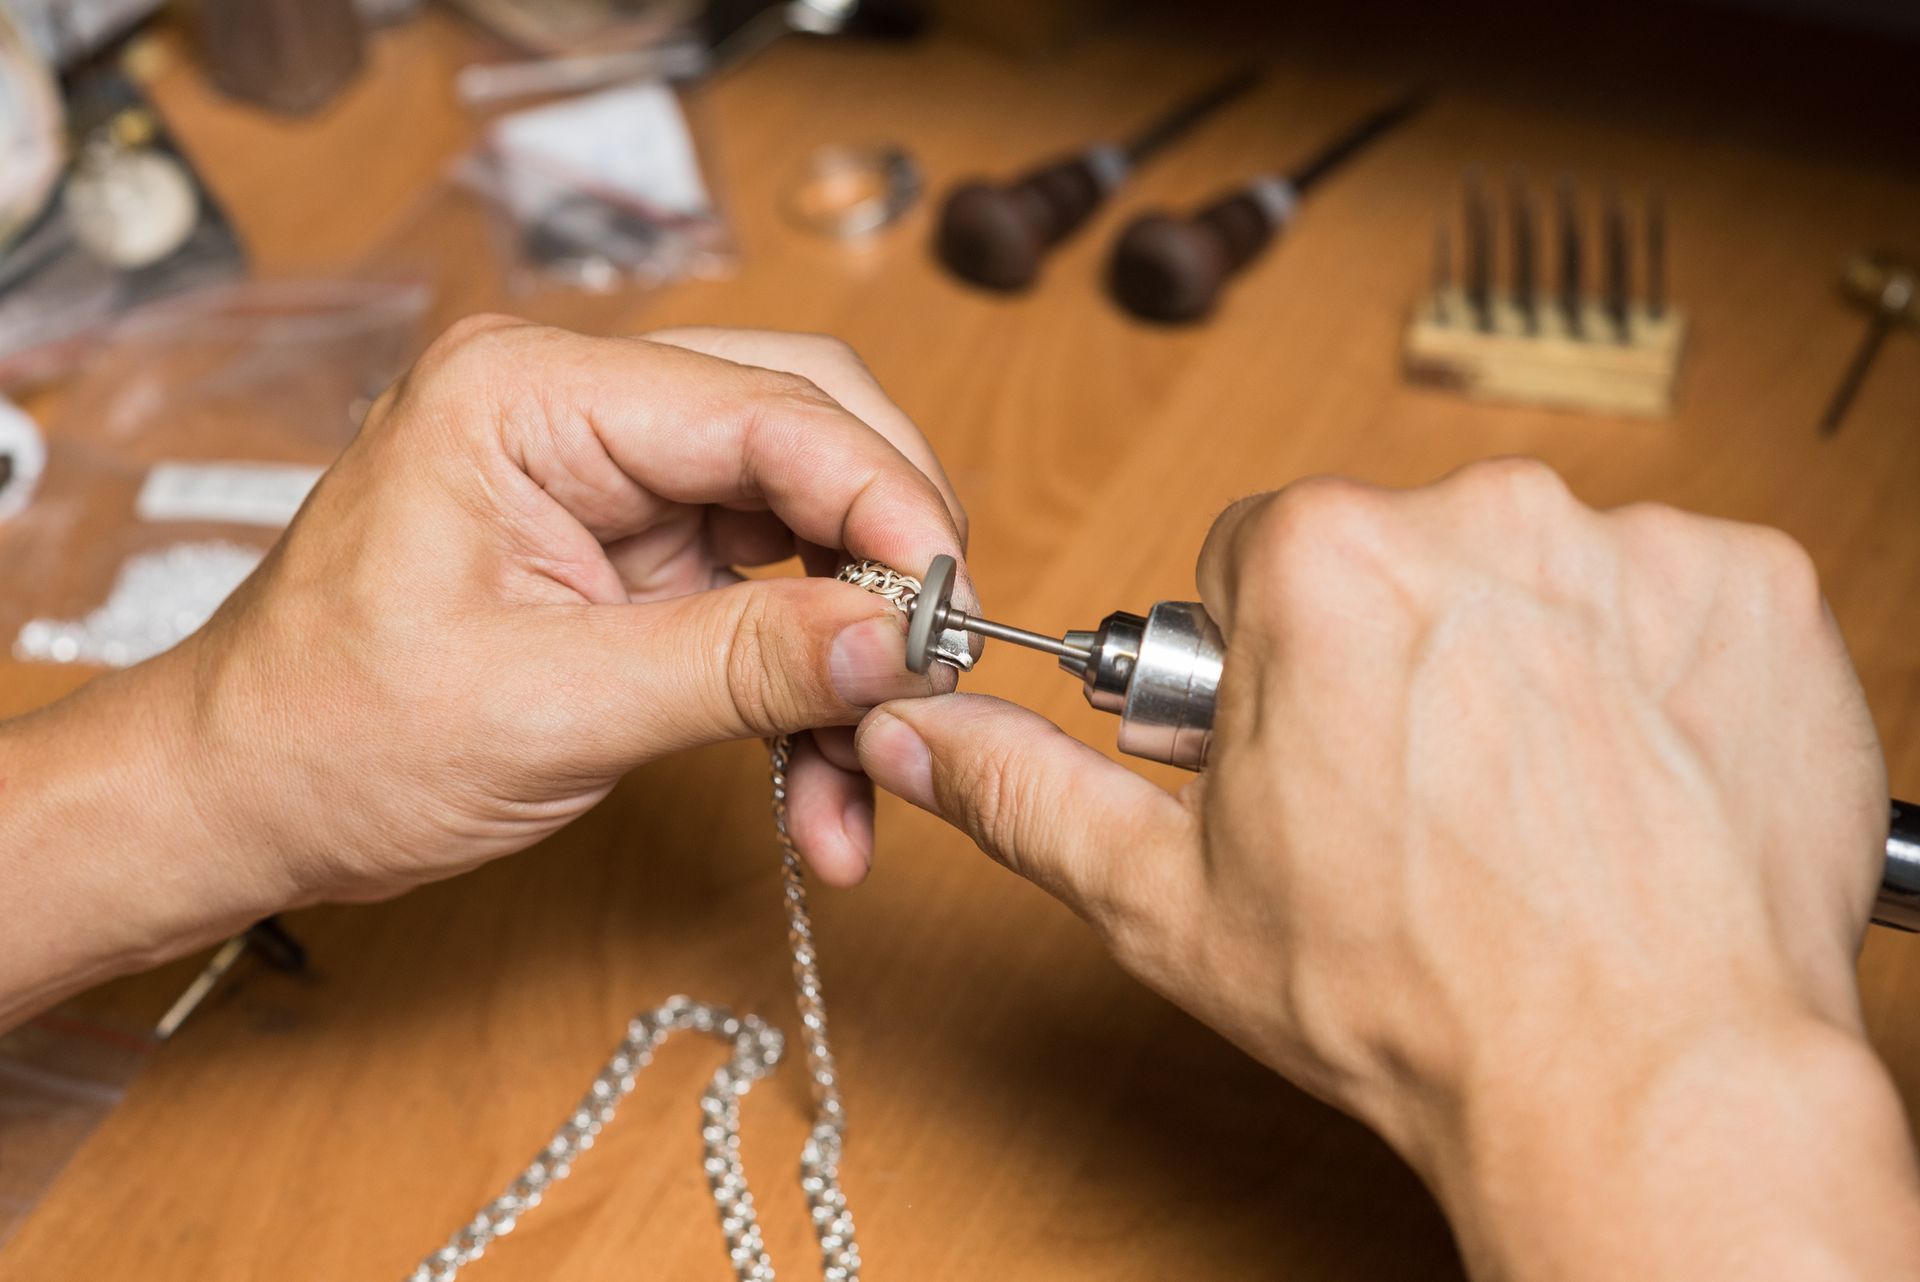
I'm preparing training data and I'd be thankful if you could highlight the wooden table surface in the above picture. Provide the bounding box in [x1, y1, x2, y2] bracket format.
[5, 6, 1920, 1278]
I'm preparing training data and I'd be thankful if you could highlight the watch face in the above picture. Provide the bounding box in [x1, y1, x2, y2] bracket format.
[64, 147, 201, 269]
[0, 10, 64, 243]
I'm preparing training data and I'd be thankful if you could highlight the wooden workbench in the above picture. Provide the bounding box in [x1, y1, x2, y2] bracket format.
[4, 5, 1919, 1278]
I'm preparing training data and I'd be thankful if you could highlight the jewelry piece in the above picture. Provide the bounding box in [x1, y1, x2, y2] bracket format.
[407, 560, 947, 1282]
[780, 144, 922, 241]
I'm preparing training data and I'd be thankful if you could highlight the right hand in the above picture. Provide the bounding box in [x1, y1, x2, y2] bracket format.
[858, 459, 1914, 1277]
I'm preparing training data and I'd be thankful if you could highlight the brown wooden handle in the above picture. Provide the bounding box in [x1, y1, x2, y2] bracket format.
[1107, 191, 1280, 323]
[935, 154, 1109, 292]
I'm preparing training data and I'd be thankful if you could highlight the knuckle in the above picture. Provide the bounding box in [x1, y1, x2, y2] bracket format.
[792, 331, 866, 372]
[1742, 525, 1822, 610]
[718, 587, 799, 735]
[1242, 477, 1384, 587]
[752, 367, 840, 415]
[948, 742, 1046, 875]
[1459, 455, 1572, 511]
[424, 312, 526, 371]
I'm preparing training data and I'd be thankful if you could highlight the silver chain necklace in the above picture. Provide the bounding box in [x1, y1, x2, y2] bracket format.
[407, 561, 936, 1282]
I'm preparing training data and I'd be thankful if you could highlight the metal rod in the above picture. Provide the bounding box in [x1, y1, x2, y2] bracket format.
[1510, 176, 1537, 333]
[1603, 187, 1630, 342]
[940, 608, 1091, 659]
[1646, 186, 1666, 320]
[1557, 175, 1583, 338]
[1820, 314, 1894, 437]
[1123, 66, 1262, 165]
[1287, 87, 1428, 196]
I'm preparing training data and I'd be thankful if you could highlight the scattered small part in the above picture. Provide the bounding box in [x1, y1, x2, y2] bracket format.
[781, 143, 922, 240]
[1820, 249, 1918, 437]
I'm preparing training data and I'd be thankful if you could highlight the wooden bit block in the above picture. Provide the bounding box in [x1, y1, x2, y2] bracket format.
[1403, 289, 1687, 418]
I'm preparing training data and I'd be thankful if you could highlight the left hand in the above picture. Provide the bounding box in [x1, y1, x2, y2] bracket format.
[178, 319, 972, 904]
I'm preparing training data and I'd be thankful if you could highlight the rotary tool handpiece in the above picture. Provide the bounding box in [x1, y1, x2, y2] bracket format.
[904, 555, 1920, 932]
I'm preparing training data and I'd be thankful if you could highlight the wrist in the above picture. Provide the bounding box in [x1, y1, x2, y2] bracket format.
[0, 643, 298, 1025]
[1409, 1002, 1920, 1280]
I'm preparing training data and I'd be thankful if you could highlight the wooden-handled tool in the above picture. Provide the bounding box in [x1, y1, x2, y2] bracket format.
[1107, 89, 1426, 323]
[933, 67, 1258, 292]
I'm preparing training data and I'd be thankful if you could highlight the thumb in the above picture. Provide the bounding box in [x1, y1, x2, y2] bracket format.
[855, 693, 1200, 936]
[555, 576, 955, 759]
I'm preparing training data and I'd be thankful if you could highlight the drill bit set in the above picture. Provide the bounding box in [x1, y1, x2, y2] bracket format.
[1403, 177, 1686, 417]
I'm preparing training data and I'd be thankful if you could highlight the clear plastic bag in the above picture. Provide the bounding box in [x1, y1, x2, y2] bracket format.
[459, 78, 733, 293]
[0, 277, 430, 667]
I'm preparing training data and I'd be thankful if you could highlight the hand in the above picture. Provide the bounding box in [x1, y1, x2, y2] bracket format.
[2, 320, 973, 1025]
[857, 459, 1918, 1278]
[178, 320, 970, 903]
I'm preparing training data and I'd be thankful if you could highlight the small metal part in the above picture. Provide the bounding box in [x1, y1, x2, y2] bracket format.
[1645, 187, 1666, 320]
[1464, 173, 1493, 331]
[1557, 176, 1583, 338]
[906, 558, 1222, 769]
[1110, 601, 1222, 768]
[153, 935, 248, 1041]
[1603, 188, 1630, 342]
[1821, 249, 1919, 437]
[906, 555, 1056, 673]
[781, 143, 922, 240]
[1880, 800, 1920, 931]
[1510, 177, 1537, 333]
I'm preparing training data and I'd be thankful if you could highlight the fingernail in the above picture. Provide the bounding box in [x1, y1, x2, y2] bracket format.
[842, 794, 875, 874]
[860, 711, 935, 811]
[830, 614, 920, 707]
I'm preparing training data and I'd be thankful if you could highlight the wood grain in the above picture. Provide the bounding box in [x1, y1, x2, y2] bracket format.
[3, 5, 1918, 1278]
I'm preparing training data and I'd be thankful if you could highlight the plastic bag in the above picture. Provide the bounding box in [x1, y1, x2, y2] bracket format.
[0, 277, 429, 667]
[459, 78, 732, 293]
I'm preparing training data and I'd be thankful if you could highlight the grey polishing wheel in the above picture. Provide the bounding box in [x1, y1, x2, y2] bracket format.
[906, 554, 957, 673]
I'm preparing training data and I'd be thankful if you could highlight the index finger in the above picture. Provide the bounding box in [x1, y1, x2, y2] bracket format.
[641, 326, 969, 548]
[410, 316, 967, 579]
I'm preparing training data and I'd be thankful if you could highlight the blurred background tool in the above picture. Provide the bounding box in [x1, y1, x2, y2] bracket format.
[782, 142, 921, 240]
[933, 65, 1259, 292]
[196, 0, 365, 115]
[1404, 177, 1683, 417]
[452, 0, 928, 106]
[1106, 88, 1426, 323]
[1821, 249, 1917, 437]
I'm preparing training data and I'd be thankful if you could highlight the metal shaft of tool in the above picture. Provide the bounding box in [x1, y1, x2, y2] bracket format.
[1287, 88, 1428, 195]
[1557, 176, 1583, 337]
[1465, 174, 1492, 330]
[1646, 187, 1666, 319]
[1821, 313, 1894, 437]
[1511, 178, 1537, 333]
[1123, 66, 1261, 165]
[933, 604, 1091, 660]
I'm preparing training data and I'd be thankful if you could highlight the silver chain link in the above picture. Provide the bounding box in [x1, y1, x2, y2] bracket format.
[406, 561, 923, 1282]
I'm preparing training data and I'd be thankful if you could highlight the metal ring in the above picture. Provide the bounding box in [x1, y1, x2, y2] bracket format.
[905, 553, 955, 674]
[780, 143, 921, 240]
